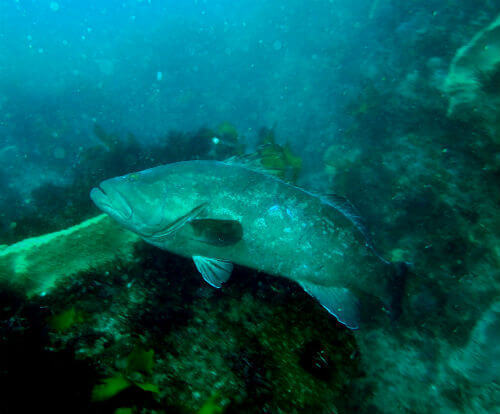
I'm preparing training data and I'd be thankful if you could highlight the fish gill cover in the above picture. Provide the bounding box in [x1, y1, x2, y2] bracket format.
[1, 0, 500, 413]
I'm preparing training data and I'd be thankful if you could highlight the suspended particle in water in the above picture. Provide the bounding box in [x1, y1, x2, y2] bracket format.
[273, 40, 282, 51]
[50, 2, 59, 11]
[156, 71, 163, 81]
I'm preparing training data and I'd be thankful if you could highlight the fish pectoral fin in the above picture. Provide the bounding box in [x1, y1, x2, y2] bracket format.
[193, 256, 233, 288]
[189, 219, 243, 246]
[300, 282, 360, 330]
[149, 203, 208, 241]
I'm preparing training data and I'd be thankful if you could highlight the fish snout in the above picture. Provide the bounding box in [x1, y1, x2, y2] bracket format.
[90, 185, 108, 207]
[90, 182, 133, 220]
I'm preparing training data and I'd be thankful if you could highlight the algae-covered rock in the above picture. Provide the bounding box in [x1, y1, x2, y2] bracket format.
[450, 300, 500, 385]
[444, 13, 500, 120]
[0, 214, 140, 297]
[323, 143, 362, 184]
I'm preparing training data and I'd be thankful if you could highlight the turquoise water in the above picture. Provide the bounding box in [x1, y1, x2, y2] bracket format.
[1, 1, 500, 413]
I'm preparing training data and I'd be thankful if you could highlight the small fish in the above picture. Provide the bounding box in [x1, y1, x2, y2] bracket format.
[90, 160, 408, 329]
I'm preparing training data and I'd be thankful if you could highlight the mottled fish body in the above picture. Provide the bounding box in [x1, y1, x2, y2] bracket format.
[91, 160, 406, 329]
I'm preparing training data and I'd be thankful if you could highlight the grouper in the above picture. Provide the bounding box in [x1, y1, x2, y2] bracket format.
[90, 159, 408, 329]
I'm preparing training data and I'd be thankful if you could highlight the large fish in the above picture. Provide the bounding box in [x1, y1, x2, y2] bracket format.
[90, 159, 407, 329]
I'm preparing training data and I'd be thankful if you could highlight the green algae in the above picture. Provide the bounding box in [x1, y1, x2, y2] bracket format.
[91, 346, 159, 403]
[92, 374, 132, 402]
[215, 122, 239, 143]
[257, 127, 302, 183]
[48, 306, 86, 331]
[126, 346, 155, 375]
[91, 374, 159, 403]
[114, 408, 134, 414]
[198, 392, 225, 414]
[135, 382, 160, 394]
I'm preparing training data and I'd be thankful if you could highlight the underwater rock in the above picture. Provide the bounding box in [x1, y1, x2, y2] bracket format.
[298, 339, 335, 381]
[323, 143, 361, 185]
[443, 13, 500, 123]
[450, 300, 500, 385]
[0, 214, 139, 297]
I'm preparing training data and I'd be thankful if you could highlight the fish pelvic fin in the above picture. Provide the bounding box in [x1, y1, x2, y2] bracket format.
[193, 256, 233, 288]
[299, 282, 360, 330]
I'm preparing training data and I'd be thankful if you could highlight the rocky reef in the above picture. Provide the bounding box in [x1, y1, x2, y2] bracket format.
[1, 230, 362, 414]
[2, 86, 500, 413]
[3, 6, 500, 408]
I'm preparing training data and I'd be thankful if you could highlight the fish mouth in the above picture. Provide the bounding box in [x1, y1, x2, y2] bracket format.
[90, 183, 133, 220]
[90, 185, 109, 207]
[97, 184, 108, 196]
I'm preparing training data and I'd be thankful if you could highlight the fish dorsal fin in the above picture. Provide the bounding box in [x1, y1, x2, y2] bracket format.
[300, 282, 360, 329]
[323, 194, 390, 264]
[223, 154, 282, 177]
[193, 256, 233, 288]
[147, 203, 208, 242]
[324, 194, 368, 238]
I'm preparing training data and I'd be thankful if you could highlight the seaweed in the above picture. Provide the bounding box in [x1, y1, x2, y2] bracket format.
[256, 126, 302, 183]
[48, 307, 86, 331]
[92, 374, 132, 402]
[91, 346, 159, 403]
[125, 346, 155, 375]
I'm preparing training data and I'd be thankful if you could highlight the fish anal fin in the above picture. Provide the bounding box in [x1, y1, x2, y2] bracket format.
[300, 282, 360, 329]
[193, 256, 233, 288]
